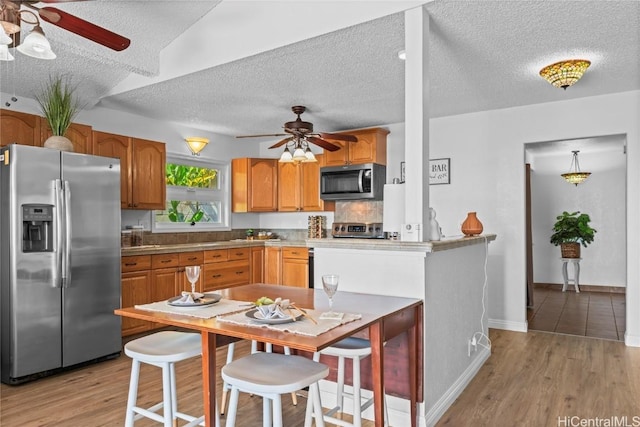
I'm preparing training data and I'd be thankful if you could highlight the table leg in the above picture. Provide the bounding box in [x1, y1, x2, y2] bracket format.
[201, 332, 217, 426]
[369, 321, 385, 427]
[562, 262, 569, 292]
[408, 305, 423, 427]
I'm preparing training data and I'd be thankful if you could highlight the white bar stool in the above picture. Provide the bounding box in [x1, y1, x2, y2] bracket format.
[220, 341, 297, 415]
[305, 337, 388, 427]
[222, 352, 328, 427]
[561, 257, 581, 293]
[124, 331, 218, 427]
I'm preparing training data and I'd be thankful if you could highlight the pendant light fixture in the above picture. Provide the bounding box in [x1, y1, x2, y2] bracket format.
[1, 10, 56, 61]
[561, 150, 591, 186]
[539, 59, 591, 90]
[184, 137, 209, 156]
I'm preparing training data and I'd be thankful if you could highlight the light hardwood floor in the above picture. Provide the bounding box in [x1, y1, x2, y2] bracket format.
[2, 330, 639, 426]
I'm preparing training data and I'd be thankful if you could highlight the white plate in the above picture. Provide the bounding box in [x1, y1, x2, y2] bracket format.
[245, 308, 303, 324]
[167, 293, 222, 307]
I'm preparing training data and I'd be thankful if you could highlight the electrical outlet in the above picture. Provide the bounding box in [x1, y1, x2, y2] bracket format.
[468, 336, 478, 357]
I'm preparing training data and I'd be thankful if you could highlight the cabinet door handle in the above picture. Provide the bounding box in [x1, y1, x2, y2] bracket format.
[235, 271, 244, 275]
[212, 255, 222, 258]
[187, 257, 198, 261]
[124, 262, 138, 266]
[161, 259, 171, 264]
[213, 274, 222, 278]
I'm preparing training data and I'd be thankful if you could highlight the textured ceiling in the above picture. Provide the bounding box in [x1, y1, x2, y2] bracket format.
[1, 1, 638, 139]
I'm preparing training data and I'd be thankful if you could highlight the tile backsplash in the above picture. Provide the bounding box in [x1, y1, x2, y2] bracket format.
[333, 201, 383, 223]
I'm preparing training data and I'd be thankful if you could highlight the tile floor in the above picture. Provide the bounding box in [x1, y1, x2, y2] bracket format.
[527, 284, 625, 341]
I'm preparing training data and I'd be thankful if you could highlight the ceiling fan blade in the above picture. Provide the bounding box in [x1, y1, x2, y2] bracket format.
[318, 132, 358, 143]
[269, 137, 293, 149]
[236, 133, 288, 139]
[307, 136, 340, 152]
[36, 6, 131, 51]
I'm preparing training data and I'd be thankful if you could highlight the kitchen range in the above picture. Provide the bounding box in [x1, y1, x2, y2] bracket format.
[331, 222, 385, 239]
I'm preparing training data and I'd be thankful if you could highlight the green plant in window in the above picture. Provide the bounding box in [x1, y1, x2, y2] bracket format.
[167, 200, 205, 223]
[166, 164, 217, 188]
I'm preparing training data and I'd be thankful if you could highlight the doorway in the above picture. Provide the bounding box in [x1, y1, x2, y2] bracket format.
[525, 135, 627, 341]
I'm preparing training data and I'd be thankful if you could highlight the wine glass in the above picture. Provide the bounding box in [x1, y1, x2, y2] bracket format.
[185, 266, 200, 295]
[322, 274, 339, 313]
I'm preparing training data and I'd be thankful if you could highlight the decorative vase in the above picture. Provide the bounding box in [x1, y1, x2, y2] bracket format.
[560, 242, 581, 258]
[461, 212, 483, 236]
[44, 135, 74, 152]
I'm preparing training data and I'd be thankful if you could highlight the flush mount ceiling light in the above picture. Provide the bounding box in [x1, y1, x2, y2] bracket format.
[1, 9, 56, 60]
[185, 137, 209, 156]
[561, 150, 591, 186]
[278, 137, 317, 163]
[539, 59, 591, 90]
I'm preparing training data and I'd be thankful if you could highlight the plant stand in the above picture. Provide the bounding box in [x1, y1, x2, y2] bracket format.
[561, 258, 581, 293]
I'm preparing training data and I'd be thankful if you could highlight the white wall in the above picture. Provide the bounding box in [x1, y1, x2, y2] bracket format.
[530, 156, 626, 287]
[428, 90, 640, 345]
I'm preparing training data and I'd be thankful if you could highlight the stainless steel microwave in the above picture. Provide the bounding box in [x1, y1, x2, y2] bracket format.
[320, 163, 386, 201]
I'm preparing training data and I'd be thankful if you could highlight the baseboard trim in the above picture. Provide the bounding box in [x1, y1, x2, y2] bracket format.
[625, 332, 640, 347]
[489, 318, 528, 332]
[424, 346, 491, 426]
[534, 283, 626, 294]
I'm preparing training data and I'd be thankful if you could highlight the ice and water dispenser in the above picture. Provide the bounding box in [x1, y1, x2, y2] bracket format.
[22, 204, 54, 253]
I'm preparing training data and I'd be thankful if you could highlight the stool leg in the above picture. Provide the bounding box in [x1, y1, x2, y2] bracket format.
[225, 386, 240, 427]
[575, 262, 581, 293]
[304, 353, 321, 427]
[310, 382, 326, 427]
[263, 396, 271, 427]
[272, 394, 283, 427]
[352, 356, 362, 427]
[170, 362, 178, 426]
[220, 342, 236, 415]
[125, 359, 141, 427]
[283, 346, 298, 406]
[162, 362, 174, 427]
[336, 355, 346, 412]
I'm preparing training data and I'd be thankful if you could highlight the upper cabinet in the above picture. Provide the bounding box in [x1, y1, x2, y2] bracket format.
[323, 127, 389, 166]
[278, 154, 333, 212]
[0, 109, 41, 147]
[232, 158, 278, 212]
[93, 131, 166, 210]
[41, 121, 93, 154]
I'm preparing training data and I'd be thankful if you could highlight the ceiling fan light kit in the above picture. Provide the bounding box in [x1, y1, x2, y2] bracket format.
[17, 23, 55, 59]
[185, 137, 209, 156]
[539, 59, 591, 89]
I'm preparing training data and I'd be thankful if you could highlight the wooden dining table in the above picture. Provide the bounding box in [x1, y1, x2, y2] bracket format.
[115, 283, 423, 427]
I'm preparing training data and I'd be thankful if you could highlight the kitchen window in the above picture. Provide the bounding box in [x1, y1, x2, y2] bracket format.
[152, 156, 230, 232]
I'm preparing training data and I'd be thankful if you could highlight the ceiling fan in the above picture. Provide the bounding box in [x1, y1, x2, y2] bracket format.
[236, 105, 358, 153]
[0, 0, 130, 51]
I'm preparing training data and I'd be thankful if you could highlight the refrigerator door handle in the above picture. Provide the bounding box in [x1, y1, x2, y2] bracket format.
[62, 180, 72, 288]
[54, 179, 64, 288]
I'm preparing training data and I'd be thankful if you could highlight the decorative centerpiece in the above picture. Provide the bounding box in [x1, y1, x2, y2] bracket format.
[246, 228, 254, 240]
[461, 212, 483, 236]
[36, 75, 80, 152]
[550, 211, 596, 258]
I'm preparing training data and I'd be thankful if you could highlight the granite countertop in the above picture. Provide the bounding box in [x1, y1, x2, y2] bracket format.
[121, 234, 496, 256]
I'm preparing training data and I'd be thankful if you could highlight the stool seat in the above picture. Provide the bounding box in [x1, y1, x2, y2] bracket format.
[124, 330, 202, 362]
[222, 352, 328, 427]
[319, 337, 372, 357]
[124, 331, 212, 427]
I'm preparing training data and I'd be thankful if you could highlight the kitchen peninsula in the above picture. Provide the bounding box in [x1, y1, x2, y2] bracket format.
[121, 233, 495, 426]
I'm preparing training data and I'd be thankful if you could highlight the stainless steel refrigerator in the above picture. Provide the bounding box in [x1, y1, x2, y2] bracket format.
[0, 144, 122, 384]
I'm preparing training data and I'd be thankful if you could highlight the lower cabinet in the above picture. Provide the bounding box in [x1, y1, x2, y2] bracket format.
[250, 247, 265, 283]
[264, 246, 309, 288]
[121, 255, 152, 336]
[203, 248, 250, 292]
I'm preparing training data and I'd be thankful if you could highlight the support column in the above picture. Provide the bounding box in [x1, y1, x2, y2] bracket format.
[404, 6, 430, 241]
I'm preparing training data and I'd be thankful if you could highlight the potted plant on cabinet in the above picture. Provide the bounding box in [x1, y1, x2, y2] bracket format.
[35, 75, 80, 152]
[550, 211, 596, 258]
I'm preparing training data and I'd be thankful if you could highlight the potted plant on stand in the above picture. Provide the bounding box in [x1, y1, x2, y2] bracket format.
[36, 75, 80, 152]
[550, 211, 597, 258]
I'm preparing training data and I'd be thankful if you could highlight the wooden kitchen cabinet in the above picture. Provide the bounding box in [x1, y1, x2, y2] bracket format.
[121, 255, 152, 336]
[281, 247, 309, 288]
[250, 246, 265, 283]
[323, 127, 389, 166]
[231, 158, 278, 212]
[0, 109, 41, 147]
[202, 248, 250, 291]
[264, 246, 282, 285]
[93, 131, 166, 210]
[40, 120, 93, 154]
[278, 154, 333, 212]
